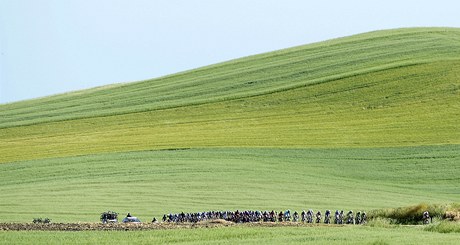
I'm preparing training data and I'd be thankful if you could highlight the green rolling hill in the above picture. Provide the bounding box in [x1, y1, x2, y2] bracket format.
[0, 27, 459, 223]
[1, 27, 459, 163]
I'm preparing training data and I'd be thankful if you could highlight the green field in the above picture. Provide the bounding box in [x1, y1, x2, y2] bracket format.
[1, 28, 460, 163]
[0, 146, 459, 223]
[2, 225, 460, 245]
[1, 28, 459, 243]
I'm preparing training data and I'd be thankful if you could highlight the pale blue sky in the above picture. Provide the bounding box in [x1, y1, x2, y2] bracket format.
[1, 0, 459, 104]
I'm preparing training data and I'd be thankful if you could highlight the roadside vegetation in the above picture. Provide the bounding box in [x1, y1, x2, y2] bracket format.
[369, 203, 460, 225]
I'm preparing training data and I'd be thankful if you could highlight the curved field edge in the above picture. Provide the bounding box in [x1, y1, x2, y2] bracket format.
[1, 60, 459, 163]
[0, 146, 458, 223]
[1, 27, 460, 128]
[1, 225, 460, 245]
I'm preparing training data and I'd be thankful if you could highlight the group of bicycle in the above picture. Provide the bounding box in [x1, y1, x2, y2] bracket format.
[105, 209, 432, 225]
[158, 209, 367, 224]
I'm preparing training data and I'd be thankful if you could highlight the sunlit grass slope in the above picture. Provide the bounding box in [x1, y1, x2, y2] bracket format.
[1, 28, 459, 128]
[1, 28, 460, 163]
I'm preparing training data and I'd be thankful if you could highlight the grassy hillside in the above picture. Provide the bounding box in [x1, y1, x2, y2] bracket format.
[0, 27, 459, 235]
[1, 28, 459, 128]
[1, 28, 460, 163]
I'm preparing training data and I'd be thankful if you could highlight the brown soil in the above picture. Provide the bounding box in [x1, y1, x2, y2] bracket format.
[0, 220, 340, 231]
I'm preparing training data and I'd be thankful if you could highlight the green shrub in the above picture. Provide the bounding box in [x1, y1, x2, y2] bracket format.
[368, 203, 448, 224]
[32, 217, 51, 224]
[444, 203, 460, 221]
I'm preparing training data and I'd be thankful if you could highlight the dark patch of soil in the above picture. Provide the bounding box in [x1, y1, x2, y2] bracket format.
[0, 221, 341, 231]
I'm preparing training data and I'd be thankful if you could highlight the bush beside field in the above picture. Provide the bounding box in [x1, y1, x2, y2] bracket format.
[369, 203, 460, 225]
